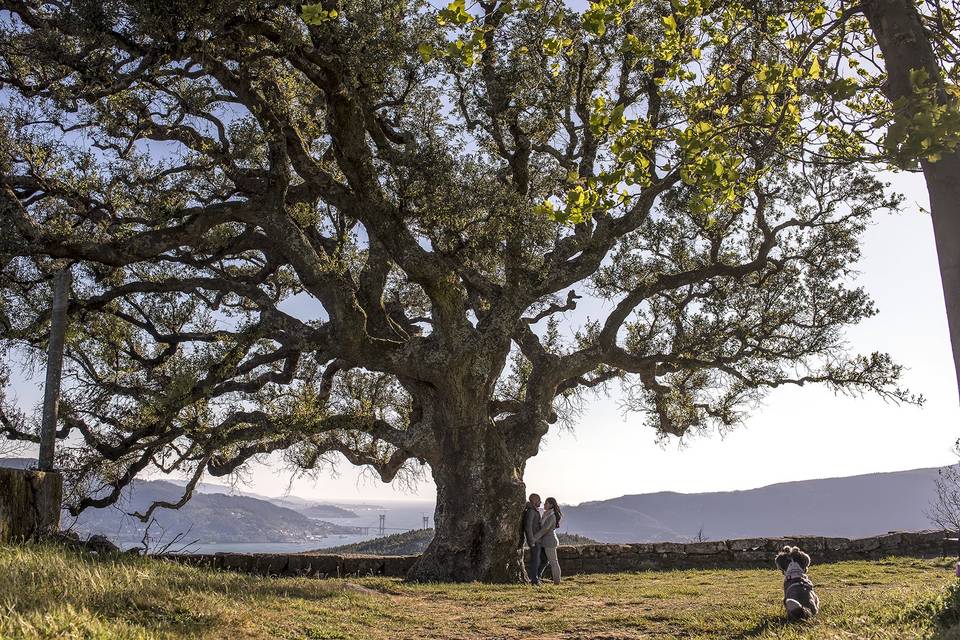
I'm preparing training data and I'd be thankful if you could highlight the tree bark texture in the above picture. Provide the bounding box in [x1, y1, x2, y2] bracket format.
[863, 0, 960, 401]
[39, 268, 71, 471]
[0, 467, 62, 543]
[405, 392, 531, 583]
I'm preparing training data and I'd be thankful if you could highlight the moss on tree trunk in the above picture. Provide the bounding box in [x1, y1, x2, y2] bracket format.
[407, 458, 527, 583]
[405, 394, 531, 583]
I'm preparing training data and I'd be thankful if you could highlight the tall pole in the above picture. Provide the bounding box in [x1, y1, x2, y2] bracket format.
[38, 268, 71, 471]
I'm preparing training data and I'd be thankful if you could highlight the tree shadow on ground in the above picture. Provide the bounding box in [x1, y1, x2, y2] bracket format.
[6, 547, 346, 638]
[930, 625, 960, 640]
[733, 615, 792, 638]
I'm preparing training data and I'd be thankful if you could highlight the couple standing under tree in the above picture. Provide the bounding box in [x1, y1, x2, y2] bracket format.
[522, 493, 562, 585]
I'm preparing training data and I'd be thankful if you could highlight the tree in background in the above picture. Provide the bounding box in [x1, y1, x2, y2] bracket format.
[928, 440, 960, 541]
[0, 0, 923, 581]
[0, 364, 27, 459]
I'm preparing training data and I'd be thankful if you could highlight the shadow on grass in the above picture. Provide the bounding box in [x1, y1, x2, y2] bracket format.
[931, 626, 960, 640]
[733, 614, 791, 638]
[6, 545, 345, 638]
[895, 577, 960, 640]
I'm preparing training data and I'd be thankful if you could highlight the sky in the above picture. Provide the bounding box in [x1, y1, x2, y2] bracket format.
[6, 170, 959, 506]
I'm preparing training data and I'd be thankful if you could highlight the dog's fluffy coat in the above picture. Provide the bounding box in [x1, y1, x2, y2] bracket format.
[775, 546, 820, 621]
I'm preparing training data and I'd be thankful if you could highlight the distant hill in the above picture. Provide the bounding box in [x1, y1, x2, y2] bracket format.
[0, 457, 32, 469]
[64, 479, 364, 545]
[0, 460, 362, 546]
[318, 529, 433, 555]
[274, 501, 358, 519]
[193, 483, 359, 519]
[315, 529, 598, 555]
[554, 532, 598, 545]
[562, 467, 945, 543]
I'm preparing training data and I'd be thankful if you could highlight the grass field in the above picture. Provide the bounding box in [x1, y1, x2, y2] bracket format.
[2, 544, 960, 639]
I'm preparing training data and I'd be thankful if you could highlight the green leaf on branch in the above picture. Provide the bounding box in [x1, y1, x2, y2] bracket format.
[808, 3, 826, 28]
[437, 0, 474, 26]
[301, 3, 338, 25]
[418, 43, 434, 63]
[662, 14, 677, 34]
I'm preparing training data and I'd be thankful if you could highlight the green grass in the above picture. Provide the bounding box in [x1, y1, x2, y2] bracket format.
[2, 544, 960, 639]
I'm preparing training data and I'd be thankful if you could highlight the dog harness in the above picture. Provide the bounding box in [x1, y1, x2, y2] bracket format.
[784, 560, 805, 581]
[784, 575, 815, 596]
[783, 561, 815, 601]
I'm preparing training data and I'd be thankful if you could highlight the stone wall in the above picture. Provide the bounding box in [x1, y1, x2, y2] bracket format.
[164, 530, 953, 578]
[551, 530, 950, 575]
[170, 551, 422, 578]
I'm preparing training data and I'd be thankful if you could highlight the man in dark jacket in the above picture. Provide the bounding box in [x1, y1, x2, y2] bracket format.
[523, 493, 545, 585]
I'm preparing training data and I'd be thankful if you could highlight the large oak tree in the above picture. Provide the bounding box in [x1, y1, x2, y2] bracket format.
[0, 0, 920, 581]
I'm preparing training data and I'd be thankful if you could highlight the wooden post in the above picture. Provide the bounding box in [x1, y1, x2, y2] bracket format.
[38, 268, 71, 471]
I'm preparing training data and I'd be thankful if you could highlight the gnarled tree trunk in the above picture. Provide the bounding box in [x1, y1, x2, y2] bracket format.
[405, 386, 531, 583]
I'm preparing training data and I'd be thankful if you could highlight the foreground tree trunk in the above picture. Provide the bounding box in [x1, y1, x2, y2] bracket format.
[406, 391, 531, 583]
[862, 0, 960, 401]
[924, 154, 960, 401]
[0, 467, 62, 542]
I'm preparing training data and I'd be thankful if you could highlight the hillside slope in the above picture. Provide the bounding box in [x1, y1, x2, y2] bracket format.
[67, 480, 363, 544]
[563, 467, 943, 542]
[0, 458, 362, 545]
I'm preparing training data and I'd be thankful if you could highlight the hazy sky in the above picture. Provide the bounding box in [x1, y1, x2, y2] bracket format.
[6, 171, 958, 506]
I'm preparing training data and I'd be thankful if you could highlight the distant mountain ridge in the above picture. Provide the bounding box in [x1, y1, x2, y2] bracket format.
[194, 483, 358, 518]
[65, 479, 364, 545]
[0, 459, 361, 545]
[562, 467, 944, 543]
[1, 458, 947, 546]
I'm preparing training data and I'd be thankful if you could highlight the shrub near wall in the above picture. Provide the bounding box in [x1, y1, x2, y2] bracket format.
[164, 530, 952, 578]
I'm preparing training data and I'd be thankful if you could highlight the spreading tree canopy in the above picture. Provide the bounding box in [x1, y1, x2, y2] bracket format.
[0, 0, 930, 581]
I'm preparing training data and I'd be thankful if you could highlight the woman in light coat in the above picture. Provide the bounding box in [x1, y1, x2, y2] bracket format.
[533, 497, 562, 584]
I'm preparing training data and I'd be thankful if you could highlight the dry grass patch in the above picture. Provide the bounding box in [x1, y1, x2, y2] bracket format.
[1, 544, 958, 639]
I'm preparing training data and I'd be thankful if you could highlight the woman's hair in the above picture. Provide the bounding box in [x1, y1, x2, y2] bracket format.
[545, 497, 562, 528]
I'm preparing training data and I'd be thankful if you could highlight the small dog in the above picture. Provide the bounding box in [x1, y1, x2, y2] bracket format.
[775, 546, 820, 621]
